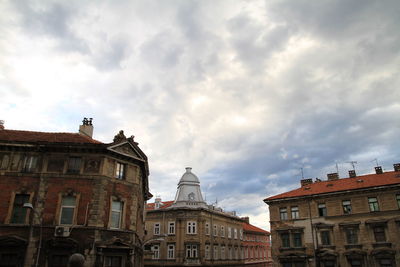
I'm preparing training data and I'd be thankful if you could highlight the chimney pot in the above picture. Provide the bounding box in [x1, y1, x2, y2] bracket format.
[79, 117, 94, 138]
[327, 172, 339, 181]
[394, 163, 400, 172]
[375, 166, 383, 174]
[349, 170, 356, 178]
[300, 178, 313, 187]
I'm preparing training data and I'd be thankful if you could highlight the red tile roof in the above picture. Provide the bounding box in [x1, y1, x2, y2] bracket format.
[265, 171, 400, 201]
[0, 129, 102, 144]
[243, 222, 270, 234]
[146, 201, 174, 210]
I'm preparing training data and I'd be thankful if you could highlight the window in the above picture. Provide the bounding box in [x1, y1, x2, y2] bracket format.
[47, 158, 64, 172]
[293, 233, 302, 247]
[167, 244, 175, 259]
[205, 245, 210, 259]
[281, 233, 290, 247]
[67, 157, 81, 173]
[280, 207, 288, 220]
[345, 228, 358, 244]
[213, 225, 218, 236]
[60, 196, 76, 225]
[0, 154, 10, 169]
[205, 223, 210, 235]
[22, 155, 38, 172]
[187, 221, 197, 234]
[168, 221, 175, 235]
[368, 197, 379, 211]
[213, 245, 218, 260]
[50, 254, 69, 267]
[228, 227, 232, 238]
[104, 256, 124, 267]
[185, 244, 197, 258]
[373, 226, 386, 242]
[321, 231, 331, 245]
[154, 223, 161, 235]
[240, 229, 243, 240]
[318, 203, 327, 217]
[396, 194, 400, 208]
[152, 245, 160, 259]
[110, 200, 123, 229]
[115, 162, 125, 179]
[349, 259, 362, 267]
[221, 246, 225, 260]
[228, 247, 232, 260]
[10, 194, 30, 224]
[291, 206, 299, 219]
[220, 225, 225, 237]
[234, 228, 238, 239]
[342, 200, 352, 214]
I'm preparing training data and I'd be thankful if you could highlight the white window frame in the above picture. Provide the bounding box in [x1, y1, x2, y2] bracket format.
[213, 245, 218, 260]
[167, 244, 175, 259]
[239, 229, 243, 240]
[221, 225, 225, 237]
[60, 196, 76, 225]
[213, 224, 218, 236]
[205, 244, 210, 259]
[152, 244, 160, 259]
[228, 227, 232, 238]
[187, 221, 197, 234]
[168, 221, 175, 235]
[205, 222, 210, 235]
[221, 245, 225, 260]
[234, 228, 238, 239]
[186, 244, 198, 258]
[154, 222, 161, 235]
[110, 200, 123, 229]
[115, 162, 125, 179]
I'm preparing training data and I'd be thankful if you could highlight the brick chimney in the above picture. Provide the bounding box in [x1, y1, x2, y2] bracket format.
[349, 170, 356, 178]
[0, 120, 4, 130]
[394, 163, 400, 172]
[327, 172, 339, 181]
[79, 117, 93, 138]
[375, 166, 383, 174]
[300, 178, 313, 187]
[242, 217, 250, 224]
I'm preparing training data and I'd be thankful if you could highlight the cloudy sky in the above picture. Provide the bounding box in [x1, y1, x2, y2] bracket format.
[1, 0, 400, 230]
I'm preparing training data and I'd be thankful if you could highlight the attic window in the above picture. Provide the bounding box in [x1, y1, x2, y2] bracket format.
[304, 187, 311, 190]
[327, 184, 333, 187]
[357, 179, 363, 183]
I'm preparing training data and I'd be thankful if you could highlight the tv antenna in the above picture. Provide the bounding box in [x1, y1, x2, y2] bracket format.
[300, 167, 304, 179]
[371, 158, 379, 167]
[347, 161, 357, 170]
[335, 161, 339, 173]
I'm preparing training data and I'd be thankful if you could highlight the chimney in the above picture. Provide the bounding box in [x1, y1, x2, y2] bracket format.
[327, 172, 339, 181]
[0, 120, 4, 130]
[349, 170, 356, 178]
[300, 178, 313, 187]
[79, 117, 93, 138]
[375, 166, 383, 174]
[242, 217, 250, 224]
[394, 163, 400, 172]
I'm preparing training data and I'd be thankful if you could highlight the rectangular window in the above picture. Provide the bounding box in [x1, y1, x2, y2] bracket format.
[228, 247, 232, 260]
[221, 246, 225, 260]
[234, 228, 238, 239]
[205, 245, 210, 259]
[47, 158, 64, 172]
[318, 203, 327, 217]
[110, 200, 123, 229]
[115, 162, 125, 179]
[11, 194, 30, 224]
[321, 231, 331, 245]
[280, 207, 288, 220]
[396, 194, 400, 208]
[213, 245, 218, 260]
[186, 244, 197, 258]
[154, 223, 161, 235]
[205, 223, 210, 235]
[293, 233, 302, 247]
[345, 228, 358, 244]
[239, 229, 243, 240]
[168, 221, 175, 235]
[220, 226, 225, 237]
[167, 244, 175, 259]
[104, 256, 122, 267]
[0, 154, 10, 169]
[228, 227, 232, 238]
[281, 233, 290, 247]
[373, 226, 386, 242]
[368, 197, 379, 211]
[342, 200, 352, 214]
[291, 206, 299, 219]
[152, 245, 160, 259]
[67, 157, 81, 174]
[60, 196, 76, 225]
[213, 225, 218, 236]
[22, 155, 38, 172]
[187, 221, 197, 234]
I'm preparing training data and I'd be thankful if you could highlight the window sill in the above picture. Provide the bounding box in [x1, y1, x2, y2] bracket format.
[318, 245, 336, 250]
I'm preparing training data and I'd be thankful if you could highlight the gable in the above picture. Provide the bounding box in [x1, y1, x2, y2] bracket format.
[107, 141, 145, 161]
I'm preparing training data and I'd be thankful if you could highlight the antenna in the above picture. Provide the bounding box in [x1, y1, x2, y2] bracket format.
[300, 167, 304, 179]
[335, 161, 339, 173]
[371, 158, 379, 167]
[347, 161, 357, 170]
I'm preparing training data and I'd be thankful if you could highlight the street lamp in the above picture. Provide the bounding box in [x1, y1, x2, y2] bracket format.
[23, 203, 43, 267]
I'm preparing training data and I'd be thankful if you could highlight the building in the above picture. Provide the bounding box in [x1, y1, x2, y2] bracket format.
[144, 167, 245, 267]
[0, 119, 151, 267]
[242, 217, 272, 267]
[264, 164, 400, 267]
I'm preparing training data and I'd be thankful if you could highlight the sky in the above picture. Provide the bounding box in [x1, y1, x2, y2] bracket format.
[1, 0, 400, 230]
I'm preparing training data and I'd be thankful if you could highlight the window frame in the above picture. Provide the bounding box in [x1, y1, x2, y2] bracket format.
[368, 197, 379, 211]
[213, 224, 218, 236]
[205, 244, 210, 260]
[110, 199, 124, 229]
[292, 232, 302, 247]
[152, 244, 160, 259]
[318, 203, 327, 217]
[115, 162, 126, 179]
[67, 157, 82, 174]
[373, 225, 386, 242]
[342, 200, 352, 214]
[279, 207, 288, 220]
[396, 194, 400, 209]
[10, 194, 31, 224]
[168, 221, 175, 235]
[167, 244, 175, 259]
[185, 244, 198, 258]
[345, 227, 358, 244]
[154, 222, 161, 235]
[59, 195, 77, 225]
[291, 206, 299, 219]
[320, 231, 331, 246]
[22, 155, 38, 173]
[220, 225, 225, 237]
[187, 221, 197, 234]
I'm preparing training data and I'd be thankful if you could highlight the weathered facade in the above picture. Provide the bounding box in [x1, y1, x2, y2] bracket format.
[264, 165, 400, 267]
[144, 168, 245, 267]
[242, 217, 272, 267]
[0, 119, 151, 267]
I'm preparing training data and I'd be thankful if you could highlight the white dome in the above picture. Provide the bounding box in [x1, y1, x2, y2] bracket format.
[179, 167, 200, 183]
[172, 167, 207, 208]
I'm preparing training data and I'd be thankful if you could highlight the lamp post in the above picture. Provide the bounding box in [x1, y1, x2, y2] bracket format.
[23, 203, 43, 267]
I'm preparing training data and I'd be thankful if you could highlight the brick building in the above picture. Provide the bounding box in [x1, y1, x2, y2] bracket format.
[264, 164, 400, 267]
[0, 119, 151, 267]
[242, 217, 272, 267]
[144, 167, 245, 267]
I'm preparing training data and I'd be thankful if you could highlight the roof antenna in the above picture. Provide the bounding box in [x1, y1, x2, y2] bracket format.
[371, 158, 379, 167]
[347, 161, 357, 170]
[335, 161, 339, 173]
[300, 167, 304, 179]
